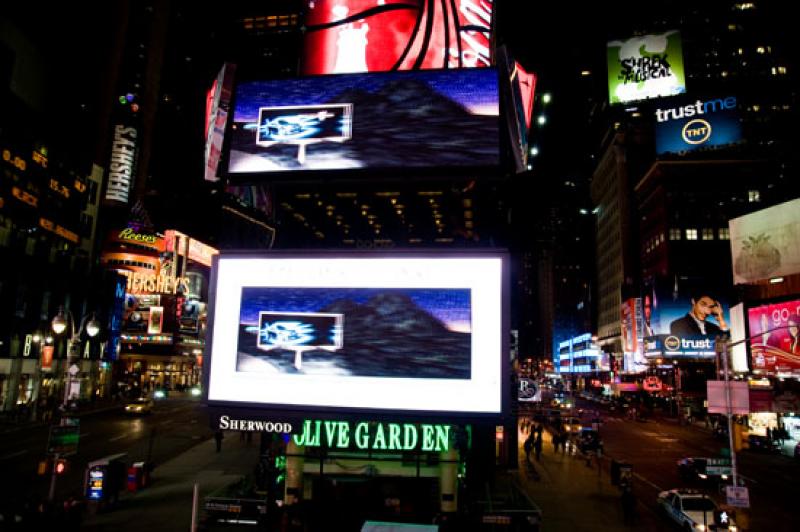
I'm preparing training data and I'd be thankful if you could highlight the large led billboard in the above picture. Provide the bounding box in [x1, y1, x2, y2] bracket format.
[729, 197, 800, 284]
[226, 68, 499, 175]
[642, 277, 730, 360]
[747, 299, 800, 378]
[205, 253, 507, 416]
[607, 31, 686, 105]
[301, 0, 495, 75]
[655, 95, 743, 155]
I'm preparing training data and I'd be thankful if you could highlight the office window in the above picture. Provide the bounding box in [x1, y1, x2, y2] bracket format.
[748, 190, 760, 202]
[686, 229, 698, 240]
[702, 228, 714, 240]
[718, 228, 730, 240]
[669, 228, 682, 240]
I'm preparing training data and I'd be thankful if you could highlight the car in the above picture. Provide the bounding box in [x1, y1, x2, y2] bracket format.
[124, 397, 154, 415]
[677, 457, 730, 484]
[562, 417, 583, 434]
[746, 434, 780, 453]
[657, 489, 737, 531]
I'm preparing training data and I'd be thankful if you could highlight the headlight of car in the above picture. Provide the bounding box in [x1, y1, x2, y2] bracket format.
[694, 524, 706, 531]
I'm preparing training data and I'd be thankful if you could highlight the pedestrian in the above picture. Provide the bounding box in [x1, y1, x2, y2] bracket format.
[534, 433, 543, 462]
[766, 427, 773, 443]
[552, 432, 560, 453]
[523, 432, 534, 462]
[214, 430, 224, 452]
[621, 486, 636, 525]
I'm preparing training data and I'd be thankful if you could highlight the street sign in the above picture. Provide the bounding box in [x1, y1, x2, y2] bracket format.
[706, 457, 732, 475]
[47, 424, 80, 456]
[725, 486, 750, 508]
[518, 378, 541, 402]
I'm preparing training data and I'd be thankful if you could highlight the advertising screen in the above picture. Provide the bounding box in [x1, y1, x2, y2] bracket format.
[227, 68, 499, 175]
[621, 298, 648, 372]
[206, 253, 507, 416]
[747, 299, 800, 378]
[655, 95, 743, 155]
[301, 0, 494, 75]
[729, 197, 800, 284]
[607, 31, 686, 105]
[642, 277, 730, 359]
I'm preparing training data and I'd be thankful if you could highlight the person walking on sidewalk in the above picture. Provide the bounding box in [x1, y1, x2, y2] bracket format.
[524, 431, 534, 462]
[534, 432, 543, 462]
[214, 430, 224, 452]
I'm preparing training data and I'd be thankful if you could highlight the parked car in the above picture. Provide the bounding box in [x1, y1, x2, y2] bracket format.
[124, 397, 154, 415]
[657, 488, 737, 530]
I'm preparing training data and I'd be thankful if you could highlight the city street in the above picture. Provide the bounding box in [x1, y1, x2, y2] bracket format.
[0, 394, 212, 506]
[578, 397, 800, 531]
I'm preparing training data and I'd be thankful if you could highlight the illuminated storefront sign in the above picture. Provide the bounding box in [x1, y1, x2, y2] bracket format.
[644, 334, 717, 358]
[292, 419, 452, 452]
[118, 228, 159, 245]
[121, 271, 189, 295]
[104, 125, 138, 204]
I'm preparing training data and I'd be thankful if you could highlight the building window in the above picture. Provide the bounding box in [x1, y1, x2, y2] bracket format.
[702, 228, 714, 240]
[748, 190, 760, 202]
[686, 229, 698, 240]
[669, 228, 682, 241]
[718, 228, 730, 240]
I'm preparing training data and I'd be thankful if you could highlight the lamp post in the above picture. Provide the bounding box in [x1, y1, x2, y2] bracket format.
[717, 324, 791, 490]
[48, 307, 101, 502]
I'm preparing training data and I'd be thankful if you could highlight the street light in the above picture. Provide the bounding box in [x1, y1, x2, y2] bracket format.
[48, 307, 101, 503]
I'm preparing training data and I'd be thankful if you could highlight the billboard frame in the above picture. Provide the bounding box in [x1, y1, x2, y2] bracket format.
[202, 249, 510, 423]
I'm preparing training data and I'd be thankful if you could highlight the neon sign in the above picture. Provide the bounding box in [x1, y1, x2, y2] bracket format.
[292, 419, 452, 452]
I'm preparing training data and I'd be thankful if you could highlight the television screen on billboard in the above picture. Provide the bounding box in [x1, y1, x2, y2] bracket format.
[747, 299, 800, 378]
[226, 68, 499, 175]
[642, 277, 730, 359]
[607, 31, 686, 105]
[206, 253, 507, 416]
[655, 95, 742, 155]
[301, 0, 494, 75]
[729, 197, 800, 285]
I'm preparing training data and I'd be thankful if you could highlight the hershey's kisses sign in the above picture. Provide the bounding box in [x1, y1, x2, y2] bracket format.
[292, 420, 452, 453]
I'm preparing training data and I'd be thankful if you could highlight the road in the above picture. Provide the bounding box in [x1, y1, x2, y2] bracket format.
[578, 396, 800, 531]
[0, 394, 212, 506]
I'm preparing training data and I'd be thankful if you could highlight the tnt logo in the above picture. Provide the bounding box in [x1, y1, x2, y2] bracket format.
[682, 119, 712, 145]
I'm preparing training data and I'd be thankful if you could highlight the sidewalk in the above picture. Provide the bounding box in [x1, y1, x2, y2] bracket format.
[514, 427, 662, 531]
[82, 434, 260, 531]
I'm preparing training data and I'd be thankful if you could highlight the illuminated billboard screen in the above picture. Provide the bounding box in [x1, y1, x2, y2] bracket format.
[729, 198, 800, 285]
[301, 0, 495, 75]
[206, 253, 507, 416]
[226, 68, 499, 175]
[655, 95, 742, 155]
[747, 299, 800, 378]
[607, 31, 686, 105]
[642, 277, 730, 359]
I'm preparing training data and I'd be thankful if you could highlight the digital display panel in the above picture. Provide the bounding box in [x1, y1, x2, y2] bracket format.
[655, 95, 742, 155]
[301, 0, 495, 75]
[227, 68, 499, 175]
[729, 198, 800, 285]
[206, 253, 507, 416]
[747, 299, 800, 378]
[607, 31, 686, 105]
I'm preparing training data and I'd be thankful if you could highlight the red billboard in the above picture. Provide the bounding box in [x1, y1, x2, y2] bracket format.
[301, 0, 495, 75]
[748, 299, 800, 377]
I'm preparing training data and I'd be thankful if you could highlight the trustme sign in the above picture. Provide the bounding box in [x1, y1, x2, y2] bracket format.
[292, 420, 452, 452]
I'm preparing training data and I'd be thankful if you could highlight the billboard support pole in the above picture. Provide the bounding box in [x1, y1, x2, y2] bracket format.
[720, 339, 738, 488]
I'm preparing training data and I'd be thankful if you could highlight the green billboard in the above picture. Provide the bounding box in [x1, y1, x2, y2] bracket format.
[607, 31, 686, 105]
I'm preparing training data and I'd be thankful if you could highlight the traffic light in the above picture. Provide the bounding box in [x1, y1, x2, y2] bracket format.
[55, 458, 68, 475]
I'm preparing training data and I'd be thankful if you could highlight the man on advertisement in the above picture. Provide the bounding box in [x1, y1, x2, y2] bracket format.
[669, 292, 729, 337]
